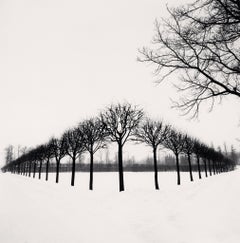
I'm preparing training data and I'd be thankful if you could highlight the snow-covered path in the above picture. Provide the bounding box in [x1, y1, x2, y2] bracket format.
[0, 169, 240, 243]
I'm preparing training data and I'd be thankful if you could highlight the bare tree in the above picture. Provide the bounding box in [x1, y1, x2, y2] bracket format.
[44, 142, 54, 181]
[176, 0, 240, 41]
[100, 102, 144, 191]
[27, 148, 39, 179]
[164, 129, 185, 185]
[139, 0, 240, 117]
[35, 145, 46, 180]
[198, 144, 209, 177]
[50, 137, 67, 183]
[134, 119, 171, 189]
[20, 146, 28, 155]
[4, 145, 14, 165]
[193, 139, 202, 179]
[182, 135, 194, 182]
[80, 118, 107, 190]
[63, 127, 86, 186]
[16, 145, 28, 158]
[230, 145, 238, 161]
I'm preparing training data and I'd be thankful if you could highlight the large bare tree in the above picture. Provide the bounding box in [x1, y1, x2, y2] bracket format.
[100, 102, 144, 191]
[80, 118, 107, 190]
[134, 119, 170, 190]
[139, 0, 240, 117]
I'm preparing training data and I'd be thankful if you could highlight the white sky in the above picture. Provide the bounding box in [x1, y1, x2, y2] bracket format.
[0, 0, 239, 166]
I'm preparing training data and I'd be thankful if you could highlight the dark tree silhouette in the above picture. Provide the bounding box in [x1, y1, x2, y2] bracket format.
[63, 127, 86, 186]
[139, 0, 240, 117]
[50, 137, 67, 183]
[193, 140, 202, 179]
[134, 119, 171, 190]
[33, 160, 37, 178]
[35, 145, 46, 180]
[43, 142, 54, 181]
[199, 144, 209, 177]
[1, 101, 237, 185]
[182, 135, 194, 182]
[28, 160, 32, 177]
[100, 102, 144, 191]
[27, 148, 39, 179]
[164, 129, 185, 185]
[175, 0, 240, 41]
[81, 118, 107, 190]
[206, 147, 215, 176]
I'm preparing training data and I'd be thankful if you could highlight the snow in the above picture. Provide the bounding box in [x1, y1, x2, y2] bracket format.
[0, 169, 240, 243]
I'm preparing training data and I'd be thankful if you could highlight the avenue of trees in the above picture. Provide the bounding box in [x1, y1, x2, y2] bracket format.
[139, 0, 240, 117]
[1, 102, 237, 192]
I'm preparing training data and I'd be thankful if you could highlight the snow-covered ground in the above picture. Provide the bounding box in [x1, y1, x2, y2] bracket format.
[0, 169, 240, 243]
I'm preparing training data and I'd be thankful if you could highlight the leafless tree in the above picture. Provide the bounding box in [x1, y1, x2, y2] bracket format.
[193, 139, 202, 179]
[134, 119, 171, 189]
[80, 118, 107, 190]
[164, 129, 185, 185]
[63, 127, 86, 186]
[139, 0, 240, 117]
[35, 145, 46, 180]
[50, 137, 67, 183]
[43, 142, 54, 181]
[16, 145, 26, 158]
[27, 148, 39, 179]
[182, 135, 194, 181]
[198, 144, 209, 177]
[206, 148, 214, 176]
[100, 102, 144, 191]
[4, 145, 14, 165]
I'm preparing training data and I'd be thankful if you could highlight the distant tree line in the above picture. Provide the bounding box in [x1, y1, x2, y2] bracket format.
[28, 157, 219, 173]
[4, 145, 28, 165]
[1, 102, 237, 191]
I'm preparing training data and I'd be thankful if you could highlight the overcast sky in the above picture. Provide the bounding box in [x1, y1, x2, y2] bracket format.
[0, 0, 239, 166]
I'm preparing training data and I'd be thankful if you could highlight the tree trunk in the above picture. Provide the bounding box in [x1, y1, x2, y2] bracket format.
[39, 160, 42, 179]
[89, 151, 94, 190]
[175, 153, 181, 185]
[33, 162, 36, 178]
[203, 159, 208, 177]
[153, 147, 159, 190]
[212, 160, 216, 175]
[187, 153, 193, 182]
[28, 162, 32, 177]
[216, 161, 219, 173]
[196, 155, 201, 179]
[23, 163, 25, 175]
[22, 164, 24, 175]
[219, 161, 223, 172]
[71, 157, 76, 186]
[118, 142, 124, 192]
[56, 160, 60, 183]
[46, 159, 49, 181]
[208, 159, 212, 176]
[20, 164, 22, 175]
